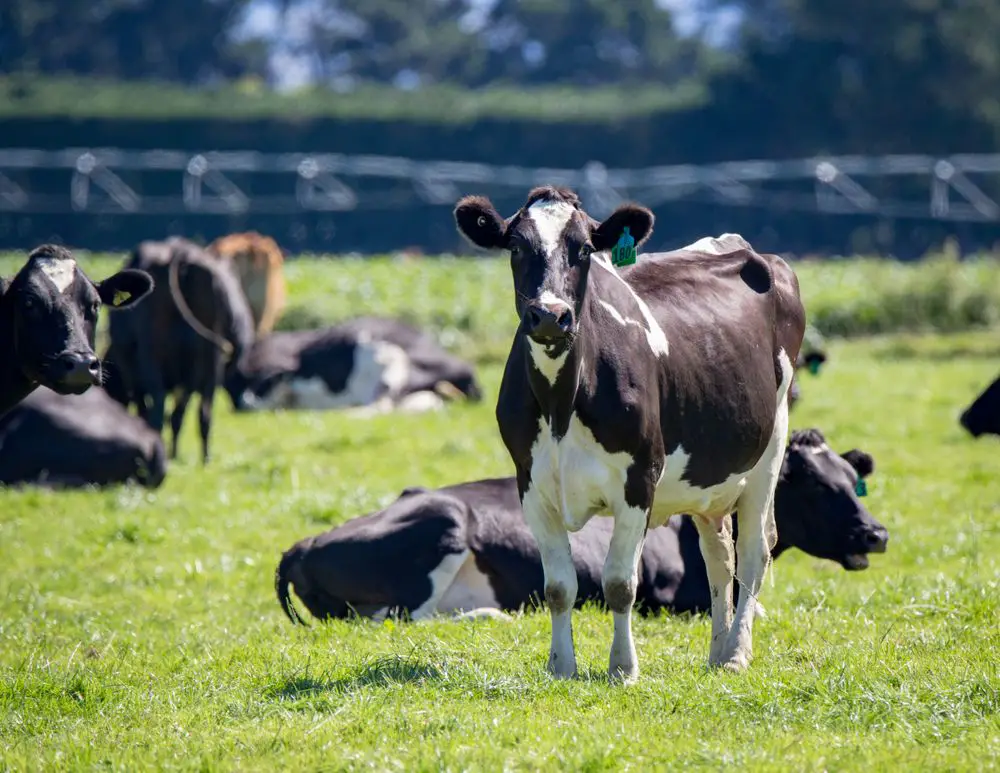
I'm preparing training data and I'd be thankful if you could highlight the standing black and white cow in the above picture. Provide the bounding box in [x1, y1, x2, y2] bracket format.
[0, 245, 152, 418]
[274, 429, 888, 625]
[454, 187, 806, 680]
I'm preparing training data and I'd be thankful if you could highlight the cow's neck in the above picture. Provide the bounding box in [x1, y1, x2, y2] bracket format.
[523, 296, 603, 439]
[0, 292, 35, 414]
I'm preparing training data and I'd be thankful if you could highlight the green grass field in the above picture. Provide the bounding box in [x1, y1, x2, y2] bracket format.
[1, 254, 999, 771]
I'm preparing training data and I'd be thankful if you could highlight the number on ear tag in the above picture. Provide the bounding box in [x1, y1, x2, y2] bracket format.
[855, 479, 867, 497]
[611, 227, 637, 268]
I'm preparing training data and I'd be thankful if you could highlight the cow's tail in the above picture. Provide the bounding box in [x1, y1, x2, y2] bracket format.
[275, 548, 309, 626]
[168, 253, 234, 356]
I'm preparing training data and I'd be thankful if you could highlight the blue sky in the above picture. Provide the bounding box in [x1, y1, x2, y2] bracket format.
[236, 0, 743, 89]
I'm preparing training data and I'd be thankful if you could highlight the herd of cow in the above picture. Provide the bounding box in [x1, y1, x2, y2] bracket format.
[1, 185, 997, 680]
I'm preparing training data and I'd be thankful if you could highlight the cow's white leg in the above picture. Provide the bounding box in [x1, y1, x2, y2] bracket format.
[692, 514, 735, 665]
[522, 486, 578, 679]
[603, 505, 648, 683]
[720, 383, 790, 672]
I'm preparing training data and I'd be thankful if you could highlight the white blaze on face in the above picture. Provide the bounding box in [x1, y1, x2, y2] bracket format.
[527, 199, 576, 259]
[35, 257, 77, 294]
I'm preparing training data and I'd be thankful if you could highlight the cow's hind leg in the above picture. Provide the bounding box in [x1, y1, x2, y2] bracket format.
[692, 514, 736, 666]
[522, 485, 578, 679]
[603, 505, 648, 683]
[169, 389, 192, 460]
[720, 361, 792, 672]
[197, 384, 216, 465]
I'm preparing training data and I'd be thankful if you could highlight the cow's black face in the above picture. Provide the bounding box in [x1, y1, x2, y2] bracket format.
[5, 245, 153, 395]
[454, 187, 653, 352]
[960, 375, 1000, 438]
[774, 429, 888, 571]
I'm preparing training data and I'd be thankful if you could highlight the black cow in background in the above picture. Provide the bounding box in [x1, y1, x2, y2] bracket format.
[275, 429, 888, 625]
[0, 244, 152, 417]
[790, 324, 828, 410]
[0, 387, 166, 489]
[960, 374, 1000, 438]
[224, 317, 482, 414]
[103, 238, 255, 464]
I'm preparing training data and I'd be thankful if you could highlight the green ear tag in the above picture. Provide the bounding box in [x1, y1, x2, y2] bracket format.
[855, 479, 867, 497]
[112, 290, 131, 307]
[611, 227, 637, 268]
[807, 359, 822, 376]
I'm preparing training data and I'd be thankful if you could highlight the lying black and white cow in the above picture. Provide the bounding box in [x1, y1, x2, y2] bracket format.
[0, 245, 152, 418]
[223, 317, 483, 414]
[275, 429, 887, 627]
[0, 386, 167, 489]
[960, 374, 1000, 438]
[454, 188, 805, 679]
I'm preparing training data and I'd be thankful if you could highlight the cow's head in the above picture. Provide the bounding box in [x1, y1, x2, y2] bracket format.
[454, 186, 653, 349]
[774, 428, 888, 570]
[1, 245, 153, 395]
[960, 375, 1000, 438]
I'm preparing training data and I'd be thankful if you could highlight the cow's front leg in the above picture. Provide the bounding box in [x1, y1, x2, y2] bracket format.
[603, 502, 650, 684]
[521, 485, 578, 679]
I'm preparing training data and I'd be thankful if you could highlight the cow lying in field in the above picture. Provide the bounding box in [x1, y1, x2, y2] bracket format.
[960, 374, 1000, 438]
[0, 386, 166, 489]
[224, 317, 483, 414]
[0, 244, 152, 418]
[103, 237, 256, 464]
[275, 429, 888, 626]
[207, 231, 287, 336]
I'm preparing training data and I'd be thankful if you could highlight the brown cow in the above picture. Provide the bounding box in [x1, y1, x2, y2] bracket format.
[207, 232, 287, 336]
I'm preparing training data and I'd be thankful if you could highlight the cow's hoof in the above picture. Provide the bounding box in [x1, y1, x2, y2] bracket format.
[547, 654, 578, 680]
[608, 663, 639, 684]
[716, 652, 751, 673]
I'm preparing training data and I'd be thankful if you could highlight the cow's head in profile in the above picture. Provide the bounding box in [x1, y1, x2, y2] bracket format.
[774, 428, 888, 570]
[454, 186, 654, 352]
[960, 374, 1000, 439]
[1, 244, 153, 396]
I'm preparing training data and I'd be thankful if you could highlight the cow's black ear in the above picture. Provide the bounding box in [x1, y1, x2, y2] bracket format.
[454, 196, 507, 250]
[97, 269, 154, 310]
[842, 449, 874, 478]
[592, 204, 655, 252]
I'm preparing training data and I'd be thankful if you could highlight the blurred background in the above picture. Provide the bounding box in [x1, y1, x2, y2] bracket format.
[2, 0, 1000, 258]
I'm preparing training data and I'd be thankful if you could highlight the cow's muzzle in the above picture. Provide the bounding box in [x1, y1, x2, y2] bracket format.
[48, 352, 101, 394]
[524, 301, 573, 343]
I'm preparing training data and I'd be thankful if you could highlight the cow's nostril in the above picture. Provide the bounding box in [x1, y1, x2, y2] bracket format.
[87, 357, 100, 375]
[556, 310, 572, 329]
[864, 529, 888, 550]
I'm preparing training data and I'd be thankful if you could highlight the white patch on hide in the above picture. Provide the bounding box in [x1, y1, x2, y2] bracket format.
[684, 233, 753, 256]
[592, 254, 669, 357]
[35, 257, 77, 294]
[435, 554, 501, 614]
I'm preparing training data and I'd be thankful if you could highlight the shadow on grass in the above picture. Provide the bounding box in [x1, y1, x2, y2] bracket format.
[267, 655, 445, 701]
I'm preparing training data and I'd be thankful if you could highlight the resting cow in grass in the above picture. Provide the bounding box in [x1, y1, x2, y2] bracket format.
[960, 374, 1000, 438]
[103, 238, 256, 464]
[0, 245, 152, 418]
[453, 187, 805, 679]
[0, 386, 167, 489]
[224, 317, 483, 415]
[275, 429, 887, 626]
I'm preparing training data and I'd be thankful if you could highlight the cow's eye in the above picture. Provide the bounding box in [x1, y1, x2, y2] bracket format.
[510, 245, 521, 260]
[91, 300, 101, 315]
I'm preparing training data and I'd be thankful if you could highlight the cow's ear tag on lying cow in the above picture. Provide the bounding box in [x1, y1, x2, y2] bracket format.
[808, 359, 822, 376]
[855, 479, 867, 497]
[112, 290, 131, 307]
[611, 227, 637, 268]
